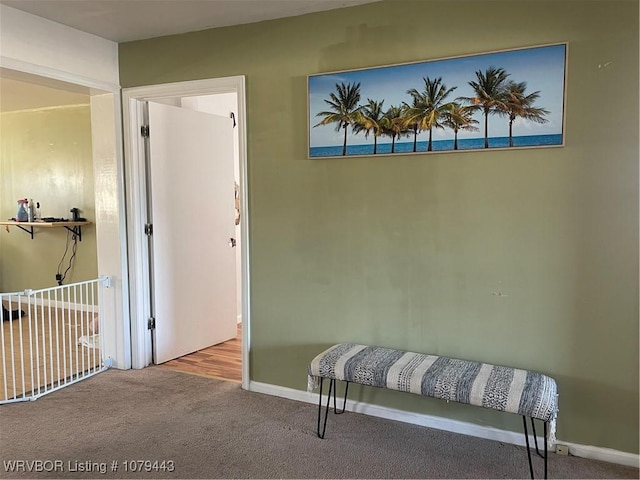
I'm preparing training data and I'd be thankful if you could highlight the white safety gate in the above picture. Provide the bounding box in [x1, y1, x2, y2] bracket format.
[0, 277, 111, 404]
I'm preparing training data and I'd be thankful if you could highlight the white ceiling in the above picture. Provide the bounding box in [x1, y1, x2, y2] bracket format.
[0, 0, 380, 43]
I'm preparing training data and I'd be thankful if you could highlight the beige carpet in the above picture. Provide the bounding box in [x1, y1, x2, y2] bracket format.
[0, 367, 637, 479]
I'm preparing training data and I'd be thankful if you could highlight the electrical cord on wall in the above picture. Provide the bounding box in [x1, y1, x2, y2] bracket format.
[56, 229, 78, 285]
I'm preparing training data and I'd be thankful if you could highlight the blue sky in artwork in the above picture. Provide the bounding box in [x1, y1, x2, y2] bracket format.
[308, 44, 566, 148]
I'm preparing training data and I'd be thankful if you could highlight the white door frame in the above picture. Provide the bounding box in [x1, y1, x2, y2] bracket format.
[122, 76, 250, 390]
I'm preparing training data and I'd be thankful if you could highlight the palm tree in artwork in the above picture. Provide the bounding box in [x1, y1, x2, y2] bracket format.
[404, 77, 458, 152]
[464, 66, 510, 148]
[314, 82, 362, 156]
[501, 81, 549, 147]
[403, 97, 422, 152]
[353, 99, 385, 154]
[381, 105, 409, 154]
[441, 103, 479, 150]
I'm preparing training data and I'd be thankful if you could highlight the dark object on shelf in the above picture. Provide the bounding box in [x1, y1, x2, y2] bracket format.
[69, 208, 86, 222]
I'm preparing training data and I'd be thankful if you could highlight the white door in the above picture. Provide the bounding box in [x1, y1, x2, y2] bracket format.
[147, 101, 237, 364]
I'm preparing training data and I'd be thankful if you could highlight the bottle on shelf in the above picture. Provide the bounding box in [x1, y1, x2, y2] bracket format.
[16, 199, 28, 222]
[28, 199, 35, 222]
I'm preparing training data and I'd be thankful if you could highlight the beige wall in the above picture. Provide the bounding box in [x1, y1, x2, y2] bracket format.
[0, 105, 98, 291]
[119, 0, 639, 453]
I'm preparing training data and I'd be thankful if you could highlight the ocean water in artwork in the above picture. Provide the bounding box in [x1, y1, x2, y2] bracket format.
[309, 134, 563, 158]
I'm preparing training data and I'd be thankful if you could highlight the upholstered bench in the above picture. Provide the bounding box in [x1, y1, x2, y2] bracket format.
[308, 343, 558, 479]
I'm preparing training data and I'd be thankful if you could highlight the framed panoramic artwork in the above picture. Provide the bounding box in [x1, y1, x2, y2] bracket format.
[308, 43, 567, 159]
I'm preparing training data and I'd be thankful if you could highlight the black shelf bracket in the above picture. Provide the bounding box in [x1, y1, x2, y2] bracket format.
[63, 225, 83, 241]
[14, 224, 34, 239]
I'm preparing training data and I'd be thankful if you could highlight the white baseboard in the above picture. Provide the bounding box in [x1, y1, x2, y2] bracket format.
[558, 441, 639, 468]
[248, 381, 639, 469]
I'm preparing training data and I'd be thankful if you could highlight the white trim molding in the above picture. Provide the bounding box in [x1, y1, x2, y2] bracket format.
[248, 381, 640, 469]
[557, 442, 639, 469]
[0, 56, 119, 93]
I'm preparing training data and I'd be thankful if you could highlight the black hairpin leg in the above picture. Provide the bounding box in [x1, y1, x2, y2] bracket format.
[530, 418, 544, 458]
[334, 381, 349, 414]
[316, 378, 333, 438]
[316, 379, 350, 438]
[523, 416, 535, 479]
[522, 416, 549, 479]
[543, 421, 548, 480]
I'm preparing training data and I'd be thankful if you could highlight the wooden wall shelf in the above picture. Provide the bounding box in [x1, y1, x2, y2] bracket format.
[0, 221, 91, 241]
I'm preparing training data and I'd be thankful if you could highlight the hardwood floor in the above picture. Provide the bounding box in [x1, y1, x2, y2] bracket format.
[159, 323, 242, 383]
[1, 306, 101, 401]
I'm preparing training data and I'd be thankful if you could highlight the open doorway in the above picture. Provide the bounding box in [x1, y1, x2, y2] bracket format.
[122, 76, 250, 389]
[0, 67, 130, 379]
[152, 94, 243, 383]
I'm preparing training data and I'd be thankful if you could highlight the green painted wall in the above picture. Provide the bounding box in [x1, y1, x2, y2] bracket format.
[0, 105, 98, 291]
[119, 0, 639, 453]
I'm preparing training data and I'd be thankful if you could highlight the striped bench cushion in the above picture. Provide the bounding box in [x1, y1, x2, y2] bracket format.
[308, 343, 558, 424]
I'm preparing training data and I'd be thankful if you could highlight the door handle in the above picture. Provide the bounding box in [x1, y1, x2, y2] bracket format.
[228, 237, 237, 248]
